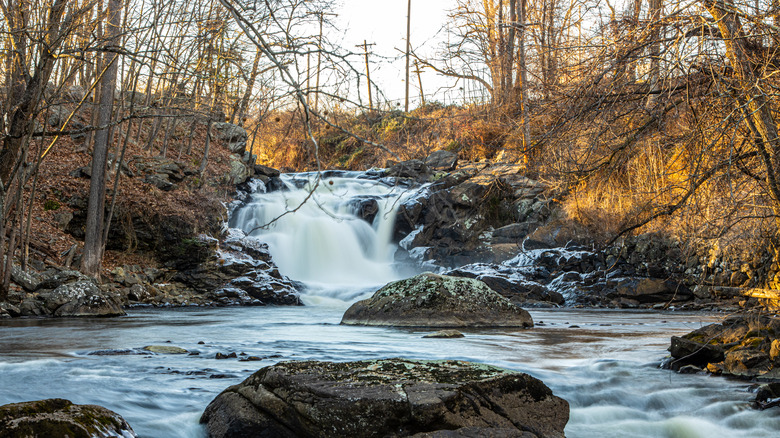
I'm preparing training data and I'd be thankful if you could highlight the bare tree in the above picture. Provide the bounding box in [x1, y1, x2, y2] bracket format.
[81, 0, 122, 277]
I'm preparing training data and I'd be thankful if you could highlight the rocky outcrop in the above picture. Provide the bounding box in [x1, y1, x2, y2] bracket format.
[213, 122, 248, 154]
[341, 273, 533, 328]
[132, 156, 195, 191]
[200, 358, 569, 438]
[96, 230, 301, 308]
[665, 313, 780, 380]
[394, 162, 551, 267]
[0, 398, 136, 437]
[3, 268, 124, 318]
[228, 154, 251, 185]
[118, 229, 301, 307]
[425, 150, 458, 171]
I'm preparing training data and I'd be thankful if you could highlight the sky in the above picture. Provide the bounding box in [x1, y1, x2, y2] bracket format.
[331, 0, 464, 107]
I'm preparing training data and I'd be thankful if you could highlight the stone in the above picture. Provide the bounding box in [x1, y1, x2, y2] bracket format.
[228, 156, 250, 185]
[388, 159, 431, 181]
[253, 164, 281, 178]
[668, 336, 725, 368]
[425, 150, 458, 171]
[47, 105, 73, 128]
[144, 174, 175, 191]
[755, 382, 780, 405]
[341, 273, 533, 328]
[491, 223, 534, 244]
[64, 84, 87, 102]
[213, 122, 248, 154]
[216, 352, 238, 359]
[723, 349, 771, 376]
[422, 329, 465, 338]
[771, 339, 780, 361]
[143, 345, 189, 354]
[615, 278, 692, 304]
[10, 265, 40, 291]
[0, 398, 136, 437]
[200, 358, 568, 438]
[678, 365, 703, 374]
[348, 196, 380, 224]
[33, 280, 125, 317]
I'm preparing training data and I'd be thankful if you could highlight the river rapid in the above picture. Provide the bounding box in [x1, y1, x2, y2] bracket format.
[1, 173, 778, 437]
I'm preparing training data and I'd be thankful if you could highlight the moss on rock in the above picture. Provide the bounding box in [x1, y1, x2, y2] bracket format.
[342, 273, 533, 328]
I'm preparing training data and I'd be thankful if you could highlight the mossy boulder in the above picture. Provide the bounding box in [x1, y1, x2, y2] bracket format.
[0, 398, 136, 437]
[200, 358, 568, 438]
[341, 273, 533, 328]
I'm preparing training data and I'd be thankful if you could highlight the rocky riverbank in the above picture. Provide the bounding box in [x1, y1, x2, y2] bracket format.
[665, 312, 780, 381]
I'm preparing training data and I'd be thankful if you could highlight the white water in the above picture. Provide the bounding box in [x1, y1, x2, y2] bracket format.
[230, 172, 420, 299]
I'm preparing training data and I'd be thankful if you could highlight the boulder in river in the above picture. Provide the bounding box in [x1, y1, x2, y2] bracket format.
[200, 358, 568, 438]
[341, 273, 533, 327]
[0, 398, 136, 437]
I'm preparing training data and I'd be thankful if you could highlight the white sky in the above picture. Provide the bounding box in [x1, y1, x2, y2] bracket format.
[332, 0, 462, 107]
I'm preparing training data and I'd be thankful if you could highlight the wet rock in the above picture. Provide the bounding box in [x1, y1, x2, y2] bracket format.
[253, 164, 281, 178]
[755, 383, 780, 409]
[0, 398, 137, 437]
[425, 150, 458, 171]
[143, 345, 189, 354]
[668, 336, 725, 369]
[678, 365, 703, 374]
[348, 196, 380, 224]
[216, 352, 238, 360]
[341, 273, 533, 328]
[422, 329, 465, 338]
[200, 358, 568, 438]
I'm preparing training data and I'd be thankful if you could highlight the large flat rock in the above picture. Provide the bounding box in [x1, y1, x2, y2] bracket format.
[200, 358, 568, 438]
[341, 273, 533, 327]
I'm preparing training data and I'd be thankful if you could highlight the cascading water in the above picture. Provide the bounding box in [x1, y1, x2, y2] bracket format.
[229, 171, 420, 301]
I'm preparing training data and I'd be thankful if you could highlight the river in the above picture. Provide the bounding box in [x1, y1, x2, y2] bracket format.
[1, 306, 776, 437]
[1, 172, 778, 437]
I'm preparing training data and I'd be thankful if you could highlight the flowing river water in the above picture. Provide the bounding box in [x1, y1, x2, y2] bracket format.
[1, 173, 779, 437]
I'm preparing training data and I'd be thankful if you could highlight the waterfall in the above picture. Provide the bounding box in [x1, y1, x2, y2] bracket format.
[230, 172, 418, 301]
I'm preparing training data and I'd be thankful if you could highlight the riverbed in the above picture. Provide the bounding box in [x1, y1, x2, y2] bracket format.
[1, 305, 776, 437]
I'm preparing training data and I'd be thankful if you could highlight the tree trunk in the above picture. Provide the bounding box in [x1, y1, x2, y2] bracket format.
[81, 0, 122, 277]
[236, 49, 263, 126]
